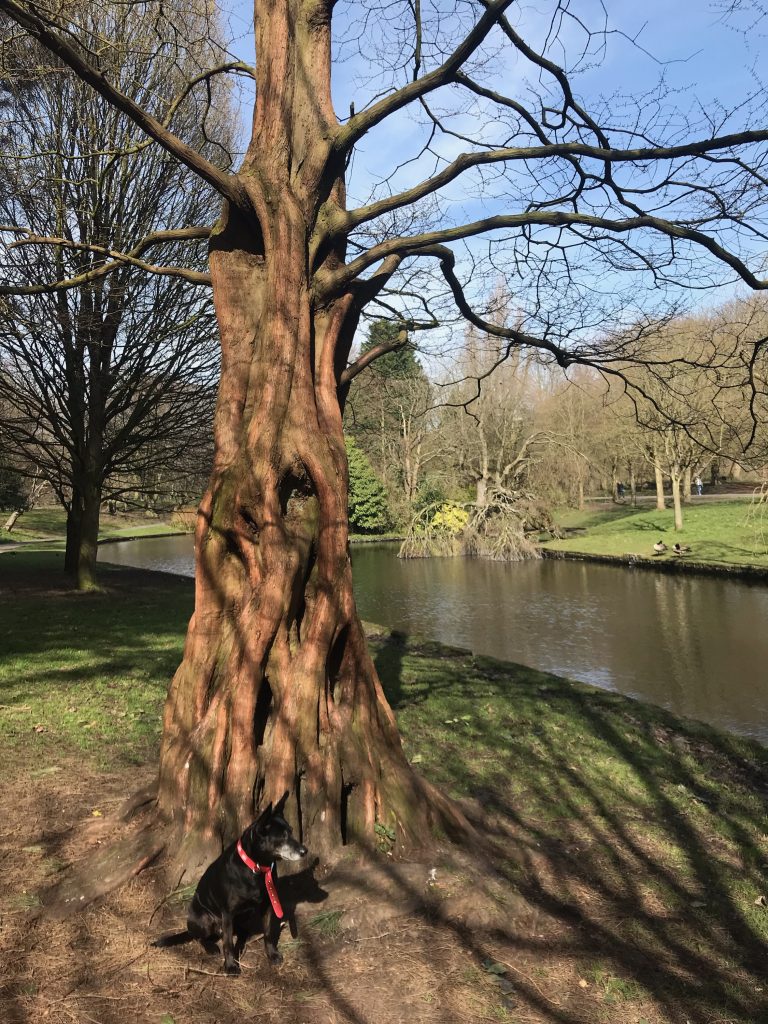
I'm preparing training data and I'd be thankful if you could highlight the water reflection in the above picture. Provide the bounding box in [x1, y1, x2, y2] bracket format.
[99, 535, 768, 744]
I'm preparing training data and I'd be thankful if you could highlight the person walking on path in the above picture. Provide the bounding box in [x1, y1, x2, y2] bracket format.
[694, 475, 703, 496]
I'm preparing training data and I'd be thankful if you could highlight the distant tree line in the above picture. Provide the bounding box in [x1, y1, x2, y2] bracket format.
[345, 299, 768, 546]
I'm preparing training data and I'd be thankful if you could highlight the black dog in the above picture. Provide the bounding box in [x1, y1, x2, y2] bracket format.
[152, 794, 307, 973]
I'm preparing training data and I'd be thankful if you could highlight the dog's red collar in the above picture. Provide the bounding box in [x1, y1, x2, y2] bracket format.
[236, 839, 284, 919]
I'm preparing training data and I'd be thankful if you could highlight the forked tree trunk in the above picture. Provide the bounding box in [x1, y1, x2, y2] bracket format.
[156, 2, 461, 871]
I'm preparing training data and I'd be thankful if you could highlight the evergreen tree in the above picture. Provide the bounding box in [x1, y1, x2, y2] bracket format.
[359, 320, 422, 379]
[345, 435, 391, 534]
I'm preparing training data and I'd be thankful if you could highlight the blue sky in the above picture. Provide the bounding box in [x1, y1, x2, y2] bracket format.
[225, 0, 764, 142]
[222, 0, 767, 354]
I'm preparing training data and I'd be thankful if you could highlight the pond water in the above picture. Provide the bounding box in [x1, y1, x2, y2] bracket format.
[99, 534, 768, 745]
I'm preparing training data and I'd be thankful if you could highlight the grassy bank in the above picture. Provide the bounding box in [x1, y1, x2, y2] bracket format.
[2, 554, 768, 1021]
[0, 505, 186, 546]
[547, 498, 768, 568]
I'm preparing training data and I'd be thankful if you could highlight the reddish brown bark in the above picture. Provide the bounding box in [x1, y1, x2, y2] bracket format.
[156, 0, 461, 871]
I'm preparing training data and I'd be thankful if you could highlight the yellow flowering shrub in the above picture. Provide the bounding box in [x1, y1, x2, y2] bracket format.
[430, 503, 469, 533]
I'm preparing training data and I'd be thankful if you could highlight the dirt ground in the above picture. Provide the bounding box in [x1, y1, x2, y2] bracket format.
[0, 755, 680, 1024]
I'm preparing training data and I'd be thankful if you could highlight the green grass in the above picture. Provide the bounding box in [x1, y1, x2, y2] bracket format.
[0, 507, 69, 543]
[0, 506, 186, 546]
[547, 498, 768, 567]
[2, 555, 768, 1019]
[98, 522, 183, 540]
[368, 625, 768, 1020]
[0, 506, 388, 548]
[0, 551, 191, 766]
[586, 965, 645, 1004]
[349, 532, 404, 544]
[308, 910, 345, 937]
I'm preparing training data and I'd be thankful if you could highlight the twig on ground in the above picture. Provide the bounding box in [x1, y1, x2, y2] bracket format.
[70, 994, 130, 1000]
[495, 956, 562, 1007]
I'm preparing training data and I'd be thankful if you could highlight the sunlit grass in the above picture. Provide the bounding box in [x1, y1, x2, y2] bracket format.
[548, 499, 768, 566]
[0, 552, 190, 766]
[0, 506, 185, 546]
[368, 626, 768, 944]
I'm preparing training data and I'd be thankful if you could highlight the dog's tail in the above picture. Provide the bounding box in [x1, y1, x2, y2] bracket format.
[151, 930, 193, 948]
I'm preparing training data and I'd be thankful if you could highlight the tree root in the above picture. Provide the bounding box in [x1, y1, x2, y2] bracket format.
[37, 820, 167, 920]
[419, 776, 477, 843]
[31, 783, 167, 920]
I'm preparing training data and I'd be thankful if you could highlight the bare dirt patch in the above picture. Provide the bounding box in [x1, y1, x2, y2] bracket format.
[1, 755, 701, 1024]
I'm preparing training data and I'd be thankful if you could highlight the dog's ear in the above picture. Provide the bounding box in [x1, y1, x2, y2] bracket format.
[274, 790, 290, 816]
[254, 801, 273, 829]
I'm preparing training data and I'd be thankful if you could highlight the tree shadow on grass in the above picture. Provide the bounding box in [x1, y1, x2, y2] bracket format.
[0, 562, 193, 762]
[4, 565, 768, 1022]
[367, 629, 768, 1023]
[5, 637, 768, 1022]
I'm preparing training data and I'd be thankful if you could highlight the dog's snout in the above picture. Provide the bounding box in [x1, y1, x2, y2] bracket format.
[276, 838, 309, 861]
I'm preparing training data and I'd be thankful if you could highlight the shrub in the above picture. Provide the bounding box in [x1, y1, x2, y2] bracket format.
[345, 436, 392, 534]
[431, 503, 469, 533]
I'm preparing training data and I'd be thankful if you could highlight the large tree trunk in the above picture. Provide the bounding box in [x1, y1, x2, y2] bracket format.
[157, 207, 450, 870]
[77, 480, 101, 590]
[155, 4, 460, 871]
[64, 478, 102, 589]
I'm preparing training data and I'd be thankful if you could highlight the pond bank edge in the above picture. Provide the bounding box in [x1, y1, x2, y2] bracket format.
[541, 545, 768, 582]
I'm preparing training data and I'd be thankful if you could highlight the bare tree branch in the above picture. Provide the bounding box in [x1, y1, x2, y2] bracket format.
[1, 226, 213, 292]
[0, 0, 248, 208]
[340, 130, 768, 234]
[334, 0, 515, 154]
[326, 210, 768, 298]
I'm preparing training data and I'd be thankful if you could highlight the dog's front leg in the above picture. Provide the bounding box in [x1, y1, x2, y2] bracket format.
[263, 908, 283, 966]
[221, 911, 240, 975]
